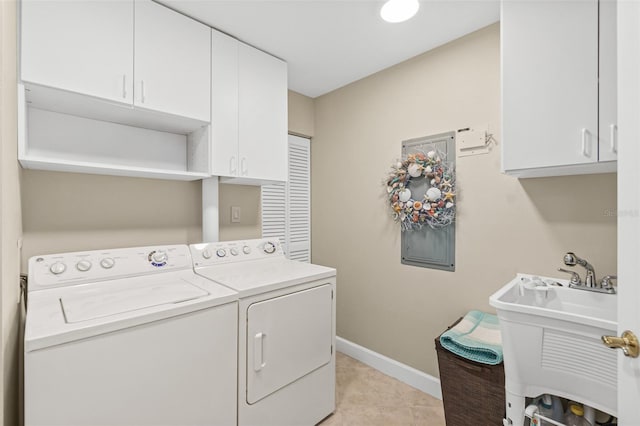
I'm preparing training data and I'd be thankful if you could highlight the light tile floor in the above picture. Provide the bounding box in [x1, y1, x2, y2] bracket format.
[319, 352, 446, 426]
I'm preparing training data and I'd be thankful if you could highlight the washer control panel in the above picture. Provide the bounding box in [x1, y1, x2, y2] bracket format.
[190, 238, 284, 267]
[28, 245, 192, 292]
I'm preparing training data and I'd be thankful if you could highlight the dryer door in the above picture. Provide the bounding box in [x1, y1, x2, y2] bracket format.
[246, 284, 332, 404]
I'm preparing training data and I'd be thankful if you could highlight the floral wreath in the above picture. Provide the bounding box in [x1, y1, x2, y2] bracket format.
[385, 150, 456, 231]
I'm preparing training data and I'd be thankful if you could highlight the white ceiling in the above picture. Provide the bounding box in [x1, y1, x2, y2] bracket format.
[160, 0, 500, 98]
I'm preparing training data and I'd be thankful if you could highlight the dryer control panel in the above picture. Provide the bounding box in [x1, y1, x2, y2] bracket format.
[190, 239, 284, 267]
[28, 245, 193, 291]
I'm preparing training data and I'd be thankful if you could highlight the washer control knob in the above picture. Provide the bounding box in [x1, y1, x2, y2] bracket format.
[263, 242, 276, 254]
[50, 262, 66, 275]
[148, 250, 168, 267]
[76, 260, 92, 272]
[151, 251, 168, 264]
[216, 249, 227, 258]
[100, 258, 115, 269]
[202, 249, 212, 259]
[242, 245, 251, 255]
[230, 248, 239, 256]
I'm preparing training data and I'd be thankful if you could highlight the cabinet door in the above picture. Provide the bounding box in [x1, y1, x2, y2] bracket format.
[134, 0, 210, 122]
[20, 0, 134, 104]
[211, 30, 240, 177]
[502, 0, 598, 172]
[599, 0, 617, 162]
[238, 43, 288, 182]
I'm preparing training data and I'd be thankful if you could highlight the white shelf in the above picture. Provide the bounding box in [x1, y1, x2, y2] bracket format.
[18, 85, 211, 181]
[504, 160, 617, 178]
[219, 175, 286, 186]
[19, 156, 210, 181]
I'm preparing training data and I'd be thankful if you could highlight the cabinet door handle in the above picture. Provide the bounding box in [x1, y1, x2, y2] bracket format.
[140, 80, 146, 103]
[122, 75, 127, 99]
[241, 157, 248, 175]
[581, 128, 590, 157]
[230, 156, 237, 174]
[610, 124, 618, 154]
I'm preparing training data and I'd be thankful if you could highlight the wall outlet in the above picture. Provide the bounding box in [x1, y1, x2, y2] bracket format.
[231, 206, 241, 223]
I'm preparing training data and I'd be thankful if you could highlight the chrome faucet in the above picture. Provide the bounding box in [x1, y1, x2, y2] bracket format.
[557, 252, 616, 294]
[563, 252, 596, 287]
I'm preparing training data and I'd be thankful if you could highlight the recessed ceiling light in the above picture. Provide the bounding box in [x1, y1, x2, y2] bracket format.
[380, 0, 420, 23]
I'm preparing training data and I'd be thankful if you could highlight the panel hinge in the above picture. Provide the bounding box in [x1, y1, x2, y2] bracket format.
[330, 345, 333, 355]
[331, 289, 334, 300]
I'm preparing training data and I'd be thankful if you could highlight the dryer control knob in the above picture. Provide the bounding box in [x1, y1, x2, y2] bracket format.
[230, 248, 239, 256]
[216, 249, 227, 258]
[100, 258, 115, 269]
[202, 249, 212, 259]
[263, 242, 276, 254]
[76, 260, 92, 272]
[242, 245, 251, 255]
[151, 251, 168, 264]
[50, 262, 66, 275]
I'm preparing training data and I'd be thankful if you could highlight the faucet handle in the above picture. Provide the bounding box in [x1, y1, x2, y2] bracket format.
[600, 275, 617, 289]
[558, 268, 581, 285]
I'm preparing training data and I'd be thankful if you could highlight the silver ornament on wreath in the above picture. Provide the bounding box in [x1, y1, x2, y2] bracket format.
[385, 150, 456, 231]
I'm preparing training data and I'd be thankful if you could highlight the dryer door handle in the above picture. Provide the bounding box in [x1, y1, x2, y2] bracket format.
[253, 332, 266, 371]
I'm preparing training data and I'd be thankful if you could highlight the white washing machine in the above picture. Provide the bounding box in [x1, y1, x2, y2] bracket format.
[24, 244, 239, 426]
[190, 239, 337, 426]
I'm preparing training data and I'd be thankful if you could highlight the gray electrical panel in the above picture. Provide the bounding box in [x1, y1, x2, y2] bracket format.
[401, 132, 456, 271]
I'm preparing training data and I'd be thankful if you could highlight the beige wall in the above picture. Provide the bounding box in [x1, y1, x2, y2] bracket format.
[312, 23, 617, 377]
[218, 184, 261, 241]
[288, 90, 315, 137]
[20, 171, 203, 268]
[218, 90, 315, 241]
[1, 1, 22, 424]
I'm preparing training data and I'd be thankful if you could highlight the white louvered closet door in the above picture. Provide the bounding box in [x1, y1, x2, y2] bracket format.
[261, 135, 311, 262]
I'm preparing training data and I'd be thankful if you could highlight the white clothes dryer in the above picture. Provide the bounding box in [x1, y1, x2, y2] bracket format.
[190, 239, 337, 426]
[25, 245, 239, 426]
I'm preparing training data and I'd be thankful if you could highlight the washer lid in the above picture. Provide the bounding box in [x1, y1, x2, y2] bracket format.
[61, 279, 208, 323]
[25, 270, 239, 352]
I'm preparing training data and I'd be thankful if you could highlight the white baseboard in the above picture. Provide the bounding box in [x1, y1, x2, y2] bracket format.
[336, 336, 442, 400]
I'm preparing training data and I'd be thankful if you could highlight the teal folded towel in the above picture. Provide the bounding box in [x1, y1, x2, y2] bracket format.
[439, 310, 503, 365]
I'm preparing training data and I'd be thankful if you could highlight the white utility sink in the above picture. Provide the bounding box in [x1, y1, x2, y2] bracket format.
[490, 274, 618, 424]
[491, 274, 617, 330]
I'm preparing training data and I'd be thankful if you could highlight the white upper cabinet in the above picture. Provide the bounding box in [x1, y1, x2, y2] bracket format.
[237, 43, 288, 183]
[211, 31, 288, 185]
[599, 0, 618, 162]
[20, 0, 211, 128]
[19, 0, 285, 182]
[502, 0, 617, 177]
[20, 0, 134, 104]
[134, 0, 211, 122]
[19, 0, 211, 180]
[211, 30, 240, 177]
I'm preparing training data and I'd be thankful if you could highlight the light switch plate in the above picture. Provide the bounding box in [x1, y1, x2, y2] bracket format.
[231, 206, 241, 223]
